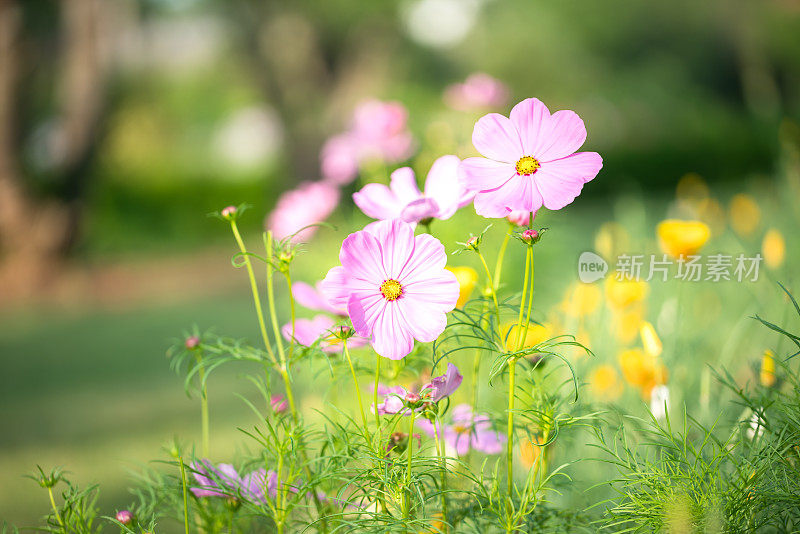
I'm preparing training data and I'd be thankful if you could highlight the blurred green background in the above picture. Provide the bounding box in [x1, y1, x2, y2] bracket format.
[1, 0, 799, 528]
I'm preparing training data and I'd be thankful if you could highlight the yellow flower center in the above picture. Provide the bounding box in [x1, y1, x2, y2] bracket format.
[515, 156, 540, 176]
[452, 424, 470, 434]
[380, 279, 403, 301]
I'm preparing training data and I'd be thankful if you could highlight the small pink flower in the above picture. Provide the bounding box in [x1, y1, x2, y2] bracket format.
[507, 210, 532, 227]
[265, 181, 340, 243]
[353, 156, 474, 224]
[185, 336, 200, 350]
[320, 134, 359, 185]
[444, 73, 509, 111]
[422, 363, 463, 402]
[320, 219, 459, 360]
[292, 281, 345, 315]
[281, 315, 368, 353]
[371, 363, 462, 414]
[115, 510, 134, 525]
[417, 404, 505, 456]
[190, 460, 269, 504]
[460, 98, 602, 218]
[351, 100, 414, 162]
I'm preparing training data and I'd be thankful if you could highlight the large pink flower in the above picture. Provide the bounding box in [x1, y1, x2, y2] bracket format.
[265, 181, 340, 242]
[320, 219, 459, 360]
[459, 98, 602, 218]
[353, 155, 473, 224]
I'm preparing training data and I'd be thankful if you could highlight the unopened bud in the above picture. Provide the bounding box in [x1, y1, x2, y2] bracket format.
[270, 394, 288, 414]
[522, 229, 538, 242]
[221, 206, 238, 220]
[405, 392, 420, 404]
[185, 336, 200, 350]
[116, 510, 134, 526]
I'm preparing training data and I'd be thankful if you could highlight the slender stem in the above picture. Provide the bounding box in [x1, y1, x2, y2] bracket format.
[434, 417, 448, 532]
[476, 250, 500, 323]
[228, 508, 235, 534]
[471, 300, 489, 413]
[506, 360, 516, 499]
[195, 353, 210, 458]
[404, 411, 416, 523]
[47, 486, 64, 532]
[520, 246, 535, 343]
[493, 226, 512, 291]
[374, 354, 382, 432]
[178, 456, 190, 534]
[344, 340, 370, 441]
[285, 271, 297, 363]
[229, 220, 277, 367]
[513, 248, 532, 350]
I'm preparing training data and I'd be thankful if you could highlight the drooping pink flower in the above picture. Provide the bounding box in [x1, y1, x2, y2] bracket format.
[371, 363, 462, 414]
[265, 181, 340, 243]
[444, 73, 509, 112]
[292, 281, 345, 315]
[460, 98, 602, 218]
[417, 404, 505, 456]
[281, 315, 368, 353]
[320, 219, 459, 360]
[353, 156, 473, 225]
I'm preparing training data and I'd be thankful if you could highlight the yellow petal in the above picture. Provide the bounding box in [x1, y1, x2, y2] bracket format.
[446, 266, 479, 307]
[729, 194, 761, 238]
[657, 219, 711, 258]
[640, 321, 663, 358]
[760, 349, 776, 387]
[762, 228, 785, 270]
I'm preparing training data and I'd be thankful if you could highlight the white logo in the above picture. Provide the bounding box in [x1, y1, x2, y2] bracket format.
[578, 252, 608, 283]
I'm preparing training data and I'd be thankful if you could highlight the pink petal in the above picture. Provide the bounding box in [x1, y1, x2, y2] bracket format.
[471, 113, 523, 163]
[402, 271, 460, 312]
[459, 157, 516, 193]
[535, 110, 588, 162]
[395, 297, 448, 343]
[401, 198, 440, 223]
[339, 230, 387, 284]
[473, 175, 543, 218]
[370, 302, 414, 360]
[353, 183, 402, 220]
[365, 219, 416, 278]
[292, 282, 342, 315]
[398, 234, 448, 282]
[389, 167, 422, 205]
[423, 155, 469, 219]
[319, 266, 351, 310]
[509, 98, 551, 157]
[534, 152, 602, 210]
[348, 291, 385, 338]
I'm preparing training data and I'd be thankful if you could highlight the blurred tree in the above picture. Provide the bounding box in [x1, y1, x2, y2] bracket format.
[0, 0, 109, 298]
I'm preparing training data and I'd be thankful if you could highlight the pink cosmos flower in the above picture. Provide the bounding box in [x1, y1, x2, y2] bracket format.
[265, 181, 340, 243]
[292, 281, 345, 315]
[281, 315, 368, 353]
[320, 100, 415, 185]
[460, 98, 603, 218]
[190, 460, 270, 503]
[353, 155, 474, 224]
[320, 219, 459, 360]
[417, 404, 505, 456]
[371, 363, 463, 414]
[444, 73, 509, 112]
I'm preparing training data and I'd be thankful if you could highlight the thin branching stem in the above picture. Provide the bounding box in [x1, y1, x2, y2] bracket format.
[47, 486, 64, 533]
[476, 249, 500, 324]
[344, 340, 370, 441]
[435, 416, 449, 532]
[404, 410, 416, 524]
[178, 456, 190, 534]
[493, 224, 513, 291]
[195, 352, 210, 458]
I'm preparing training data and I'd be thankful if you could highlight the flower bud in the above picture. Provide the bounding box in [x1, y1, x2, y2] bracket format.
[404, 392, 420, 404]
[270, 394, 288, 414]
[185, 336, 200, 350]
[221, 206, 238, 220]
[116, 510, 134, 526]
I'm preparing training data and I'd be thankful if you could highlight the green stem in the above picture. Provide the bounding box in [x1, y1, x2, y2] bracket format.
[435, 417, 448, 532]
[344, 340, 370, 441]
[506, 359, 516, 500]
[178, 456, 190, 534]
[513, 248, 531, 349]
[520, 246, 535, 344]
[195, 353, 210, 458]
[476, 250, 500, 324]
[493, 226, 512, 291]
[404, 411, 416, 523]
[374, 354, 382, 432]
[47, 486, 64, 532]
[285, 271, 297, 363]
[229, 220, 277, 367]
[471, 300, 489, 413]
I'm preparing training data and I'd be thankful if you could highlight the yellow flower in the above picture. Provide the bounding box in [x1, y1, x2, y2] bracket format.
[561, 282, 602, 317]
[760, 350, 776, 387]
[605, 277, 649, 309]
[762, 228, 785, 270]
[504, 322, 552, 352]
[640, 321, 663, 358]
[618, 348, 668, 398]
[729, 194, 761, 238]
[519, 436, 546, 469]
[657, 219, 711, 258]
[588, 364, 623, 401]
[614, 309, 644, 344]
[446, 266, 478, 307]
[676, 172, 710, 204]
[594, 222, 631, 261]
